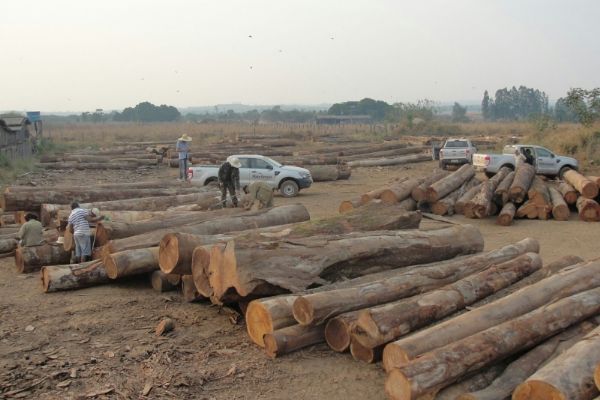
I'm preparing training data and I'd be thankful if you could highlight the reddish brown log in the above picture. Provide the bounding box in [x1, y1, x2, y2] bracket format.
[557, 181, 578, 205]
[431, 177, 480, 216]
[411, 170, 451, 202]
[468, 167, 511, 218]
[493, 171, 515, 205]
[380, 178, 423, 205]
[338, 198, 362, 213]
[426, 164, 475, 203]
[509, 164, 536, 204]
[516, 201, 538, 219]
[548, 186, 570, 221]
[527, 176, 552, 219]
[587, 175, 600, 187]
[324, 311, 362, 352]
[564, 169, 599, 199]
[455, 183, 483, 215]
[15, 243, 71, 273]
[104, 247, 159, 279]
[41, 261, 110, 292]
[577, 197, 600, 222]
[264, 324, 325, 359]
[159, 232, 216, 275]
[496, 202, 516, 226]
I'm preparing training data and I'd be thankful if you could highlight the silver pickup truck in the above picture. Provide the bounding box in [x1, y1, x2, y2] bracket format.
[187, 154, 312, 197]
[473, 145, 578, 177]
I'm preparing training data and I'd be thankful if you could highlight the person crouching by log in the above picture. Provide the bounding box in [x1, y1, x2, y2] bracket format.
[16, 213, 44, 247]
[242, 181, 274, 210]
[67, 203, 103, 263]
[218, 156, 241, 208]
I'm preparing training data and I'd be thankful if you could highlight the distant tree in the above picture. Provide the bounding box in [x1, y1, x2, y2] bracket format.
[565, 88, 600, 126]
[388, 99, 437, 125]
[484, 86, 548, 120]
[113, 102, 181, 122]
[328, 98, 393, 121]
[451, 102, 469, 122]
[553, 97, 580, 122]
[481, 90, 492, 120]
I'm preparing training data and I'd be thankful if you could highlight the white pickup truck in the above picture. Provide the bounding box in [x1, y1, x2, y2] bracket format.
[438, 138, 477, 169]
[187, 154, 313, 197]
[473, 145, 579, 177]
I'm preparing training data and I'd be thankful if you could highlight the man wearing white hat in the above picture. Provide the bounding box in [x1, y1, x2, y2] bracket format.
[176, 134, 192, 181]
[218, 156, 242, 207]
[67, 203, 104, 263]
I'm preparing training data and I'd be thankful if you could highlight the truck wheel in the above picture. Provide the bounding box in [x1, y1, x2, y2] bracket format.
[280, 180, 299, 197]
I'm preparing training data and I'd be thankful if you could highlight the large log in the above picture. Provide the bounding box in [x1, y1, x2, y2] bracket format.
[455, 183, 483, 215]
[527, 176, 552, 219]
[3, 180, 186, 193]
[15, 243, 72, 273]
[41, 261, 110, 292]
[380, 179, 423, 205]
[516, 200, 538, 219]
[0, 238, 18, 254]
[432, 177, 480, 216]
[150, 270, 181, 292]
[558, 181, 579, 205]
[467, 167, 511, 218]
[513, 324, 600, 400]
[208, 225, 484, 304]
[338, 198, 362, 213]
[361, 178, 407, 205]
[382, 259, 600, 371]
[346, 153, 429, 168]
[324, 311, 362, 352]
[493, 170, 515, 205]
[292, 238, 536, 327]
[426, 164, 475, 203]
[384, 288, 600, 400]
[38, 161, 157, 170]
[577, 197, 600, 222]
[341, 146, 427, 162]
[459, 320, 598, 400]
[104, 247, 159, 279]
[411, 170, 451, 202]
[351, 252, 542, 355]
[548, 186, 570, 221]
[263, 324, 325, 359]
[308, 165, 351, 182]
[508, 163, 536, 204]
[434, 365, 506, 400]
[564, 168, 599, 199]
[496, 202, 516, 226]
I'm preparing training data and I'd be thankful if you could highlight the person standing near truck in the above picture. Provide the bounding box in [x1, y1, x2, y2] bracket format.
[176, 134, 192, 181]
[218, 156, 241, 207]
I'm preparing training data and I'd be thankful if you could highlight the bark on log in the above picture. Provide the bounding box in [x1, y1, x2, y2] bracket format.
[496, 202, 516, 226]
[15, 243, 72, 273]
[382, 258, 600, 372]
[493, 171, 516, 206]
[459, 320, 598, 400]
[151, 270, 181, 292]
[434, 365, 506, 400]
[432, 177, 480, 216]
[509, 164, 536, 204]
[293, 238, 536, 327]
[411, 170, 451, 202]
[527, 176, 552, 219]
[468, 167, 511, 218]
[340, 146, 427, 162]
[352, 252, 542, 354]
[548, 186, 570, 221]
[324, 311, 362, 352]
[558, 181, 579, 205]
[181, 274, 204, 302]
[577, 197, 600, 222]
[0, 213, 16, 226]
[208, 225, 484, 304]
[346, 153, 429, 168]
[513, 325, 600, 400]
[0, 238, 18, 254]
[104, 247, 159, 279]
[360, 177, 409, 205]
[263, 324, 325, 359]
[426, 164, 475, 203]
[308, 165, 351, 182]
[564, 168, 599, 199]
[384, 288, 600, 400]
[41, 261, 110, 292]
[380, 179, 423, 204]
[350, 337, 383, 363]
[455, 183, 483, 215]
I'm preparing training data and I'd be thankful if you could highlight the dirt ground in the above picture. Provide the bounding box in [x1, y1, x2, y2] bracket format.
[1, 160, 598, 399]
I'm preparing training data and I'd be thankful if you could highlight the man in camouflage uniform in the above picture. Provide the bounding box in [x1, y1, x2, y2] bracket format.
[218, 156, 241, 207]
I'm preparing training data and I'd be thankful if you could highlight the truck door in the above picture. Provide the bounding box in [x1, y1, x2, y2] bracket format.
[248, 158, 275, 185]
[237, 157, 251, 185]
[534, 147, 556, 175]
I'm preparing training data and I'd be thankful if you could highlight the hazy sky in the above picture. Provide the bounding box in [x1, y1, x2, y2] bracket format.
[2, 0, 599, 112]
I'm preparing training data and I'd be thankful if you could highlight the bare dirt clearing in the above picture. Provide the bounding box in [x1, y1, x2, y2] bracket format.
[1, 161, 598, 399]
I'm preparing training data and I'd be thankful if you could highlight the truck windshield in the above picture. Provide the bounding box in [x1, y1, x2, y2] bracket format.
[444, 140, 468, 148]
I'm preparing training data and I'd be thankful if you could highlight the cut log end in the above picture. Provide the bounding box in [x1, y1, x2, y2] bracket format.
[382, 344, 411, 372]
[245, 301, 273, 348]
[292, 297, 314, 326]
[324, 317, 352, 352]
[385, 369, 412, 400]
[94, 223, 110, 246]
[158, 233, 180, 274]
[40, 266, 51, 292]
[338, 201, 355, 214]
[350, 339, 381, 364]
[512, 380, 565, 400]
[104, 254, 118, 279]
[14, 247, 24, 273]
[191, 246, 213, 297]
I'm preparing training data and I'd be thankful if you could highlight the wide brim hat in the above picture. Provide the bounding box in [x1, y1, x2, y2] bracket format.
[178, 134, 192, 141]
[228, 156, 242, 168]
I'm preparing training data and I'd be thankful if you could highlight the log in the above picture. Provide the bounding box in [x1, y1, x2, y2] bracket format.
[384, 287, 600, 400]
[0, 213, 16, 226]
[104, 247, 159, 279]
[346, 153, 429, 168]
[151, 270, 181, 292]
[380, 179, 423, 204]
[558, 181, 579, 205]
[15, 243, 72, 273]
[293, 239, 537, 327]
[38, 161, 157, 170]
[308, 165, 349, 182]
[513, 325, 600, 400]
[496, 202, 516, 226]
[3, 180, 184, 193]
[352, 252, 542, 355]
[432, 177, 480, 216]
[264, 324, 325, 359]
[324, 311, 362, 352]
[459, 320, 598, 400]
[455, 183, 483, 215]
[468, 167, 511, 218]
[508, 163, 536, 204]
[159, 233, 213, 275]
[411, 170, 451, 202]
[155, 318, 175, 336]
[341, 146, 427, 162]
[577, 197, 600, 222]
[208, 225, 484, 304]
[588, 175, 600, 187]
[434, 365, 506, 400]
[516, 201, 538, 219]
[426, 164, 475, 203]
[398, 197, 417, 211]
[564, 168, 599, 199]
[548, 186, 570, 221]
[493, 171, 515, 205]
[181, 275, 203, 302]
[527, 176, 552, 219]
[382, 258, 600, 372]
[338, 198, 362, 213]
[0, 238, 18, 254]
[41, 261, 110, 292]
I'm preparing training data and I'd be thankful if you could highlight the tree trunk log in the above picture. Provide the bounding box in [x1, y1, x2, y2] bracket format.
[432, 177, 480, 216]
[350, 337, 384, 363]
[548, 186, 570, 221]
[41, 261, 110, 292]
[459, 320, 598, 400]
[346, 153, 429, 168]
[411, 170, 451, 202]
[208, 225, 484, 304]
[293, 238, 536, 327]
[380, 179, 423, 205]
[341, 146, 427, 162]
[104, 247, 159, 279]
[159, 232, 217, 275]
[0, 238, 18, 254]
[308, 165, 350, 182]
[352, 252, 542, 354]
[587, 175, 600, 187]
[456, 183, 483, 215]
[527, 176, 552, 219]
[151, 270, 181, 292]
[181, 274, 204, 302]
[263, 324, 325, 359]
[384, 288, 600, 400]
[564, 169, 599, 199]
[509, 164, 536, 204]
[513, 325, 600, 400]
[516, 201, 538, 219]
[426, 164, 476, 203]
[338, 199, 362, 213]
[382, 258, 600, 372]
[15, 243, 72, 273]
[577, 197, 600, 222]
[324, 311, 362, 352]
[468, 167, 511, 218]
[497, 202, 516, 226]
[558, 181, 579, 205]
[434, 364, 506, 400]
[493, 171, 516, 205]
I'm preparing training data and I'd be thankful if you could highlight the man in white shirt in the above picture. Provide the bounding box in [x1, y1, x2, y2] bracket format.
[67, 203, 103, 263]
